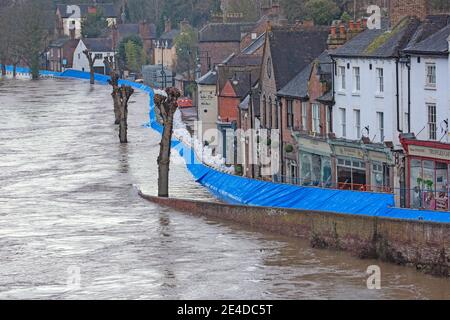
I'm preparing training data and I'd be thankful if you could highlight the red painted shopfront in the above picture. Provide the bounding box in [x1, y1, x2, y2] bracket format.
[401, 138, 450, 211]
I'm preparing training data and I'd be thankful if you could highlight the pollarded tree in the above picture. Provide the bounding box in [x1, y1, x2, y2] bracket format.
[154, 87, 181, 198]
[83, 49, 97, 84]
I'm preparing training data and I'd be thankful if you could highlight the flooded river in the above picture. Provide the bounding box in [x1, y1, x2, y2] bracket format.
[0, 78, 449, 300]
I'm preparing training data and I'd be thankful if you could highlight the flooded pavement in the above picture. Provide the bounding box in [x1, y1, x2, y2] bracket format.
[0, 78, 449, 300]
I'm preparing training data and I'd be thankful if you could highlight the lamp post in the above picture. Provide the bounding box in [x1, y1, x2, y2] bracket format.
[232, 70, 255, 178]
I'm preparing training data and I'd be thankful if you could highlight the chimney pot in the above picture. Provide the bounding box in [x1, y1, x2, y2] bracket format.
[303, 20, 314, 27]
[362, 18, 368, 29]
[349, 20, 355, 31]
[330, 25, 337, 36]
[164, 19, 171, 33]
[339, 23, 346, 35]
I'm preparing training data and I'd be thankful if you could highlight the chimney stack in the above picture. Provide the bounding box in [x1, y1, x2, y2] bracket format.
[303, 20, 314, 27]
[164, 19, 171, 33]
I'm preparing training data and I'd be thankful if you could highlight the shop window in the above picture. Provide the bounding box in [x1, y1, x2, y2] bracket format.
[322, 158, 332, 188]
[372, 162, 390, 193]
[301, 153, 331, 187]
[311, 154, 322, 186]
[301, 153, 312, 186]
[337, 157, 367, 191]
[435, 162, 448, 210]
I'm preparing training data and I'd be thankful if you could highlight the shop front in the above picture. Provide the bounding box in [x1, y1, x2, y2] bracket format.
[401, 138, 450, 211]
[332, 143, 367, 191]
[330, 141, 393, 192]
[295, 135, 333, 188]
[366, 149, 393, 193]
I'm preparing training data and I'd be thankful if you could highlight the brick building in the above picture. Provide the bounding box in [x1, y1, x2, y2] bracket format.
[390, 0, 430, 27]
[198, 22, 255, 75]
[258, 24, 329, 180]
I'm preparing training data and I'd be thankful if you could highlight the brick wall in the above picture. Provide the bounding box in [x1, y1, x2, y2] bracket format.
[390, 0, 429, 26]
[199, 42, 241, 75]
[140, 193, 450, 277]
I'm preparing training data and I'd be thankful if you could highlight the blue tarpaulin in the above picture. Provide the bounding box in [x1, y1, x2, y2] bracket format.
[4, 67, 450, 223]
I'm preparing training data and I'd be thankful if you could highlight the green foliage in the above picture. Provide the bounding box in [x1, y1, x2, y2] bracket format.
[340, 11, 352, 23]
[304, 0, 340, 26]
[279, 0, 306, 23]
[285, 144, 294, 153]
[225, 0, 260, 22]
[174, 25, 198, 76]
[430, 0, 450, 11]
[118, 36, 147, 73]
[81, 8, 108, 38]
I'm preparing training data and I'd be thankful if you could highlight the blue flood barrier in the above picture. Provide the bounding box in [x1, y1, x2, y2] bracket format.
[4, 66, 450, 223]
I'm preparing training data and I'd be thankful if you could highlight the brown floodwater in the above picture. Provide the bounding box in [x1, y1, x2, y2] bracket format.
[0, 78, 449, 299]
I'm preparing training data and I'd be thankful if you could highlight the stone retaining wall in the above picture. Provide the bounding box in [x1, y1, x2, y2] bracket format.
[140, 193, 450, 277]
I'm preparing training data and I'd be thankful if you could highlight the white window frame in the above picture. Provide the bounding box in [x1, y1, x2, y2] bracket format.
[427, 103, 437, 140]
[353, 67, 360, 92]
[377, 112, 384, 142]
[340, 108, 346, 138]
[354, 109, 361, 139]
[425, 63, 436, 89]
[301, 102, 308, 131]
[339, 66, 346, 91]
[376, 68, 384, 94]
[312, 103, 320, 134]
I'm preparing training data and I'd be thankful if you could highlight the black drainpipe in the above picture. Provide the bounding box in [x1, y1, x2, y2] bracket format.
[407, 57, 411, 133]
[396, 58, 402, 133]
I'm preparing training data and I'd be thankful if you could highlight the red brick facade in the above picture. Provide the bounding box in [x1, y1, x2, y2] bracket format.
[199, 42, 241, 75]
[390, 0, 429, 26]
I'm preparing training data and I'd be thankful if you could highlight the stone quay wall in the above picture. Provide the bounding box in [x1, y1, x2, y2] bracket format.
[140, 193, 450, 277]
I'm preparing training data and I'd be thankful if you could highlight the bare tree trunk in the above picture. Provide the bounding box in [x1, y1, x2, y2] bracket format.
[83, 49, 97, 84]
[154, 87, 181, 198]
[105, 57, 121, 124]
[118, 85, 134, 143]
[12, 63, 17, 78]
